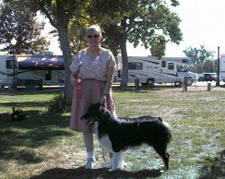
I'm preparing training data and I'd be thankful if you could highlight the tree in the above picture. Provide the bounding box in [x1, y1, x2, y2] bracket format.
[26, 0, 127, 103]
[0, 1, 49, 54]
[25, 0, 86, 104]
[2, 0, 182, 101]
[68, 7, 96, 55]
[183, 45, 214, 64]
[188, 59, 218, 74]
[86, 0, 182, 87]
[184, 45, 214, 74]
[203, 60, 214, 73]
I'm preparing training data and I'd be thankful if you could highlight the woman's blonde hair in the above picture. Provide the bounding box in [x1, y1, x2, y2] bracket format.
[86, 25, 102, 36]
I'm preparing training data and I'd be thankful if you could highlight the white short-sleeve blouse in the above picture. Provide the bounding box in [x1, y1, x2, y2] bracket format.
[69, 49, 116, 81]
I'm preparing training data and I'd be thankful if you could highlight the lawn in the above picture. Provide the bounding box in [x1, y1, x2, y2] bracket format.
[0, 86, 225, 179]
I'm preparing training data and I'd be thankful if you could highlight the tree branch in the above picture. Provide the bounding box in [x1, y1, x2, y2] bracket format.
[37, 0, 57, 27]
[72, 13, 97, 24]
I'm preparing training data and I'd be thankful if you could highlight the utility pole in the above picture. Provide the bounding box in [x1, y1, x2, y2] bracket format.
[216, 46, 220, 86]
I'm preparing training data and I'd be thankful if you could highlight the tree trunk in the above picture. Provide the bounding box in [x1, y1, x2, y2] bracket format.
[57, 25, 73, 104]
[120, 39, 128, 88]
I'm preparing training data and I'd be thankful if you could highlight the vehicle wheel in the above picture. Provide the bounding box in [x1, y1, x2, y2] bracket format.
[147, 79, 155, 87]
[141, 83, 147, 87]
[174, 82, 182, 87]
[36, 85, 43, 91]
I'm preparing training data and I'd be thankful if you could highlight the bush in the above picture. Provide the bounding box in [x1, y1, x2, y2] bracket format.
[47, 94, 71, 113]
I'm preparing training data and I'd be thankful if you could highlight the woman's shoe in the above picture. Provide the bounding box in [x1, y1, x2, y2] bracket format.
[84, 158, 95, 169]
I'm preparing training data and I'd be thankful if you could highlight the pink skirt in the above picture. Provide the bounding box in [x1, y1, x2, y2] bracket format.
[70, 79, 115, 133]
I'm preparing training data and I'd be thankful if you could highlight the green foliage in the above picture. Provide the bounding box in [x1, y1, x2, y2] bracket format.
[82, 0, 182, 58]
[47, 94, 71, 113]
[126, 0, 182, 57]
[8, 0, 182, 90]
[149, 35, 167, 58]
[170, 0, 180, 6]
[188, 59, 218, 74]
[183, 45, 214, 64]
[68, 3, 93, 55]
[0, 1, 49, 54]
[82, 0, 182, 87]
[26, 0, 87, 103]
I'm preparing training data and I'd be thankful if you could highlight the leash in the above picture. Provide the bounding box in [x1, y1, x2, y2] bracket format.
[76, 77, 82, 99]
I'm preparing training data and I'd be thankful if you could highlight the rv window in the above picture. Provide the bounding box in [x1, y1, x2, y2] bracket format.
[128, 62, 143, 70]
[45, 71, 51, 80]
[162, 61, 166, 67]
[182, 59, 188, 63]
[6, 60, 13, 69]
[168, 63, 174, 70]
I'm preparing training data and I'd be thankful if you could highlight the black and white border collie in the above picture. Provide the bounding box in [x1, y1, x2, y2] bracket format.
[81, 103, 172, 172]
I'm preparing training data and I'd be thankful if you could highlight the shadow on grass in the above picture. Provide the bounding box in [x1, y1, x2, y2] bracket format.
[198, 149, 225, 179]
[0, 110, 72, 164]
[31, 167, 162, 179]
[0, 101, 49, 108]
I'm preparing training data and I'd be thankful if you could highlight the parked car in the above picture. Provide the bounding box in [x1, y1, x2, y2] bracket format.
[198, 73, 217, 81]
[197, 74, 204, 81]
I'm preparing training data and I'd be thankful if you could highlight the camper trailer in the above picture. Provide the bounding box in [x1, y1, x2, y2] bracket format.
[220, 54, 225, 82]
[0, 55, 65, 89]
[119, 56, 195, 86]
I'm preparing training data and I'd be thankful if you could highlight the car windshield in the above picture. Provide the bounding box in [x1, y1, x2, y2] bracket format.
[177, 66, 188, 72]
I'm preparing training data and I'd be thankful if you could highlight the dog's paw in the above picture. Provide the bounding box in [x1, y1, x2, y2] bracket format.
[160, 167, 168, 173]
[118, 160, 127, 169]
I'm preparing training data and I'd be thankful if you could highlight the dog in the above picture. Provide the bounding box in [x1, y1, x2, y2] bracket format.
[81, 103, 172, 172]
[11, 107, 26, 121]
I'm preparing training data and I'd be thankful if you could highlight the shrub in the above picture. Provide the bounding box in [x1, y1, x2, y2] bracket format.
[47, 94, 71, 113]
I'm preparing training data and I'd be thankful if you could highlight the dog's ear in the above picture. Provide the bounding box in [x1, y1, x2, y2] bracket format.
[99, 105, 105, 113]
[158, 117, 163, 122]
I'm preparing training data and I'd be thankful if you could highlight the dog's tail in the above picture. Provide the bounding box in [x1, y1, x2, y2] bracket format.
[162, 121, 170, 129]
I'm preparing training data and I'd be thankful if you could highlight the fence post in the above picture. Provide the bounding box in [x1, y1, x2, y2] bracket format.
[183, 76, 188, 91]
[207, 82, 211, 91]
[135, 78, 139, 92]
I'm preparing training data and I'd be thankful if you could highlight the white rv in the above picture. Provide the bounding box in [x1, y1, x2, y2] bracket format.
[122, 56, 195, 86]
[220, 54, 225, 82]
[0, 55, 65, 89]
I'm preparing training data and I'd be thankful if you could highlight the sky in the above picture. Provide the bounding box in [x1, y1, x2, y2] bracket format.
[21, 0, 225, 58]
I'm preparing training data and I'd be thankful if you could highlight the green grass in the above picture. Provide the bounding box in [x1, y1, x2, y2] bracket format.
[0, 87, 225, 179]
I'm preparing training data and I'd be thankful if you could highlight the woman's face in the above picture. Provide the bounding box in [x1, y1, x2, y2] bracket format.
[86, 30, 102, 48]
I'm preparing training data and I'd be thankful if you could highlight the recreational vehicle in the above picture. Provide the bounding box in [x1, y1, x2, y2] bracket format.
[220, 54, 225, 82]
[0, 55, 65, 89]
[120, 56, 195, 86]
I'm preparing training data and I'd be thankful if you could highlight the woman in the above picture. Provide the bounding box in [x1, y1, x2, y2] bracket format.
[69, 25, 116, 169]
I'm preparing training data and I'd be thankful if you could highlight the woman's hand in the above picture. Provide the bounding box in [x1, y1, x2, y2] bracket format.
[70, 74, 77, 87]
